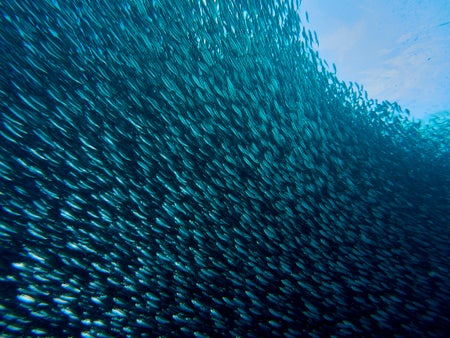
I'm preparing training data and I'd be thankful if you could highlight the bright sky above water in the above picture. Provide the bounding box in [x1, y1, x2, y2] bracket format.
[300, 0, 450, 119]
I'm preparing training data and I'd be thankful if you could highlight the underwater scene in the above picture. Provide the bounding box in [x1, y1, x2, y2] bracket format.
[0, 0, 449, 336]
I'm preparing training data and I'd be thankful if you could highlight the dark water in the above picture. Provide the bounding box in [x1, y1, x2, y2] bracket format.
[0, 0, 449, 336]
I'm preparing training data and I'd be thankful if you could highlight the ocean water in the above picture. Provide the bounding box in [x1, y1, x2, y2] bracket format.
[0, 0, 449, 336]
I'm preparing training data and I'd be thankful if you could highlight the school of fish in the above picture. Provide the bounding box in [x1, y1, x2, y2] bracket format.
[0, 0, 449, 336]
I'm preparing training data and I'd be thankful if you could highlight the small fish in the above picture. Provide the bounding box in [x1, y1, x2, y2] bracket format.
[0, 0, 448, 337]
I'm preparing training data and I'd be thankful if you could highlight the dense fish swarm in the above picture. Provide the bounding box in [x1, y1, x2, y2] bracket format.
[1, 0, 449, 336]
